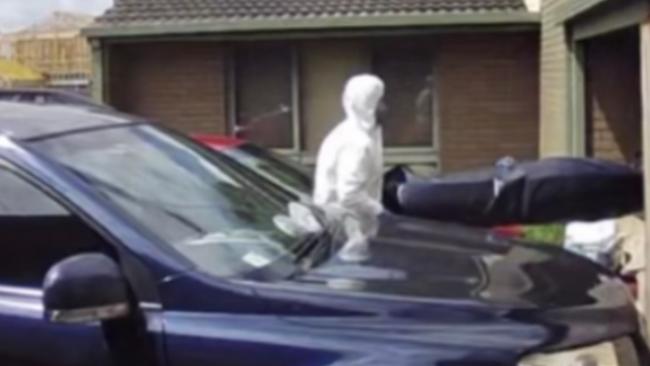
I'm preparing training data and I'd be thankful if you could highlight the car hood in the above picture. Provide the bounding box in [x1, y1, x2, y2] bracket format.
[290, 214, 638, 351]
[301, 215, 604, 308]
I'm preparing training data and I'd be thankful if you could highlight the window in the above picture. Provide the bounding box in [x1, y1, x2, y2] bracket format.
[373, 42, 435, 147]
[230, 39, 435, 155]
[0, 166, 106, 287]
[222, 143, 312, 200]
[233, 43, 296, 149]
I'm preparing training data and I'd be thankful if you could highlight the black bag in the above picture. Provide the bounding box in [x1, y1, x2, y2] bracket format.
[388, 158, 643, 226]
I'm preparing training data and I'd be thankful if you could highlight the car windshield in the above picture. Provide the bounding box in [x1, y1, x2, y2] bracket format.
[30, 125, 319, 279]
[221, 143, 312, 200]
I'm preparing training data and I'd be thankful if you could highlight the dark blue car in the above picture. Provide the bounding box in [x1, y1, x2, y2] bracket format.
[0, 102, 644, 366]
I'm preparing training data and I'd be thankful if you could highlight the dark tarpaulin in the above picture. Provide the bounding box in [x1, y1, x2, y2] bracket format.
[386, 158, 643, 227]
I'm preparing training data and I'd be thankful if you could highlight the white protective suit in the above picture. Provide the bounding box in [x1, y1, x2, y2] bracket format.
[313, 74, 385, 262]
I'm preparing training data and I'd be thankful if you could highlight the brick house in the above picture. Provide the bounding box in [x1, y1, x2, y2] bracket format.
[85, 0, 540, 171]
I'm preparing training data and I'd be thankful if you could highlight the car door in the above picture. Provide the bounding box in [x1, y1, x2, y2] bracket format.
[0, 163, 153, 366]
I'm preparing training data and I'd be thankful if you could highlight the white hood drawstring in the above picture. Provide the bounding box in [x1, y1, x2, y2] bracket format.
[313, 74, 385, 262]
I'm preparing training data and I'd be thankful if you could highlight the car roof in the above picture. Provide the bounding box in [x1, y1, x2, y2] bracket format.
[0, 101, 139, 140]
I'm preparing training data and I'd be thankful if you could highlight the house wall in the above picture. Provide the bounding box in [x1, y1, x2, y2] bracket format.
[539, 0, 572, 157]
[539, 0, 645, 159]
[585, 28, 641, 163]
[105, 32, 539, 170]
[437, 32, 540, 171]
[108, 42, 228, 134]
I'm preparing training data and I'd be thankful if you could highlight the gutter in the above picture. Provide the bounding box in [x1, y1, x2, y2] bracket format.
[83, 11, 540, 39]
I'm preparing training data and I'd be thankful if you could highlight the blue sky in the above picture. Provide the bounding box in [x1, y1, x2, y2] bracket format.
[0, 0, 113, 32]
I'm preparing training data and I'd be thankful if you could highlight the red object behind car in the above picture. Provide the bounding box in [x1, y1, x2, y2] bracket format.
[193, 134, 244, 151]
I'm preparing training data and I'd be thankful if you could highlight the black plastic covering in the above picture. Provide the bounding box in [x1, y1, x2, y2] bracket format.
[384, 158, 643, 226]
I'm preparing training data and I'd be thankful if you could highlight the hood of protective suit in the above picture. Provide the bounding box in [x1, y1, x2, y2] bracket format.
[342, 75, 385, 132]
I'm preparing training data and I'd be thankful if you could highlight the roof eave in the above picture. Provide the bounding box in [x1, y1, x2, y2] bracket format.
[559, 0, 611, 23]
[83, 11, 540, 39]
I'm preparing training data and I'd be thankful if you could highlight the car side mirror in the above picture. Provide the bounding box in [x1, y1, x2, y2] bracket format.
[43, 253, 130, 324]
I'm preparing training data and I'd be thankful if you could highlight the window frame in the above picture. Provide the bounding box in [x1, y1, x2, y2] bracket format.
[227, 43, 302, 154]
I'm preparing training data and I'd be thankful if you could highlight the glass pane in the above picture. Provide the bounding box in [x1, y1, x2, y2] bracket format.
[32, 126, 302, 279]
[0, 167, 106, 288]
[222, 144, 312, 200]
[300, 40, 372, 154]
[235, 44, 294, 149]
[0, 169, 67, 216]
[374, 44, 434, 147]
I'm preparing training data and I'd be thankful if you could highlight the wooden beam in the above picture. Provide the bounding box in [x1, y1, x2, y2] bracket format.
[560, 0, 611, 23]
[568, 40, 586, 156]
[572, 0, 649, 41]
[640, 20, 650, 338]
[89, 39, 105, 103]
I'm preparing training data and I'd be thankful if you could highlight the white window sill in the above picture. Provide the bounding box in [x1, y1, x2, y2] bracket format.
[278, 147, 439, 168]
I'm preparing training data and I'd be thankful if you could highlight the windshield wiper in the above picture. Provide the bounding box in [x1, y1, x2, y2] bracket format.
[292, 234, 320, 260]
[290, 229, 336, 274]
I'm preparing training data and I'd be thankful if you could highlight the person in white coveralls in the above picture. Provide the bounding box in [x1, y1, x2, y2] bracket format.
[313, 74, 386, 262]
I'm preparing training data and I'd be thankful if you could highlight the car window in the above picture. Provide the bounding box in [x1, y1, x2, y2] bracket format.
[0, 165, 107, 288]
[0, 94, 22, 102]
[222, 144, 312, 200]
[0, 169, 67, 216]
[32, 126, 306, 280]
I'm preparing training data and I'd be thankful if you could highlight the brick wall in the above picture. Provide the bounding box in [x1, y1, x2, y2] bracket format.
[108, 42, 227, 134]
[585, 29, 641, 163]
[437, 32, 540, 172]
